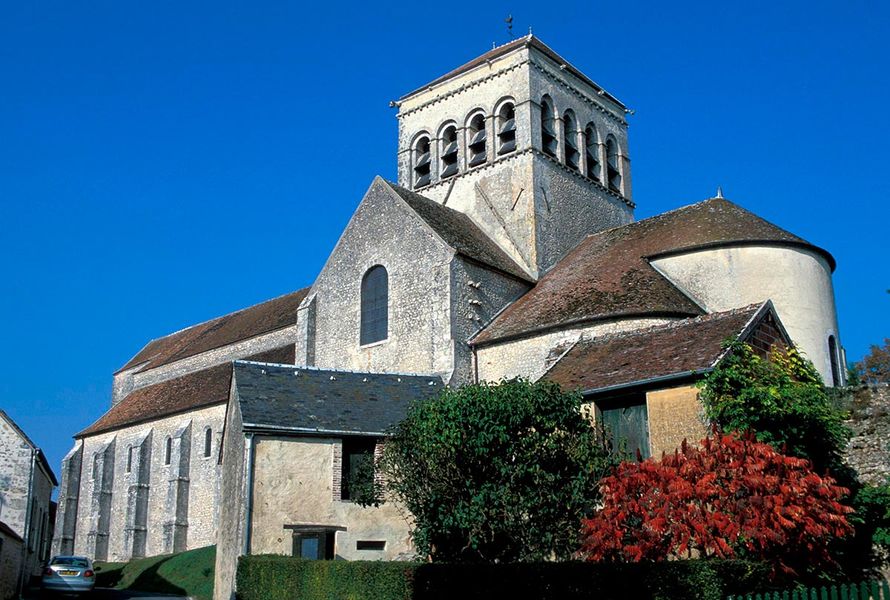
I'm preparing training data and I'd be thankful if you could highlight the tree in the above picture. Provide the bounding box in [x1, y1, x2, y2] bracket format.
[377, 379, 612, 563]
[580, 432, 854, 579]
[857, 338, 890, 384]
[698, 342, 851, 480]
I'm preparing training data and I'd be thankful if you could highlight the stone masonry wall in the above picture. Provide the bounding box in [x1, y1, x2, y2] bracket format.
[475, 317, 673, 383]
[450, 257, 530, 386]
[397, 43, 633, 277]
[0, 416, 31, 538]
[0, 530, 22, 600]
[311, 180, 455, 379]
[249, 436, 413, 561]
[844, 383, 890, 486]
[646, 385, 709, 459]
[213, 393, 247, 600]
[74, 403, 225, 562]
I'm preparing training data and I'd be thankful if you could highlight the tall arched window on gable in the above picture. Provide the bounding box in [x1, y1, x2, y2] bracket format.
[828, 335, 841, 387]
[563, 111, 580, 171]
[440, 124, 459, 178]
[164, 436, 172, 465]
[204, 427, 213, 458]
[467, 113, 487, 167]
[360, 266, 388, 345]
[413, 135, 431, 189]
[497, 102, 516, 155]
[540, 98, 557, 157]
[606, 136, 622, 194]
[584, 123, 601, 182]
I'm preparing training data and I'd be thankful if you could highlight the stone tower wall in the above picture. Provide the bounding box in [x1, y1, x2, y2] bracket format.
[397, 41, 634, 276]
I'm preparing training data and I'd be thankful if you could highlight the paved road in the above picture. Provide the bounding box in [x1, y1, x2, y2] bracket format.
[25, 587, 190, 599]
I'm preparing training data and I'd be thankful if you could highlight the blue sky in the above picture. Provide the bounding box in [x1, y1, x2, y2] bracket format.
[1, 1, 888, 476]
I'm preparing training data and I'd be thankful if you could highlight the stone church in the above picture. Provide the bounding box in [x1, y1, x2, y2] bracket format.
[51, 36, 845, 600]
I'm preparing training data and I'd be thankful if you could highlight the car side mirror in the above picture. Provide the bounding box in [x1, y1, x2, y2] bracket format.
[94, 566, 102, 572]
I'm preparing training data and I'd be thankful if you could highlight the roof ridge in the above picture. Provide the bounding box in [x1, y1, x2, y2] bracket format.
[381, 179, 533, 281]
[148, 286, 311, 345]
[576, 303, 764, 347]
[116, 286, 311, 374]
[234, 359, 442, 380]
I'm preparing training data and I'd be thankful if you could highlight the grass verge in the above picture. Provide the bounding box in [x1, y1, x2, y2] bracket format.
[95, 544, 215, 600]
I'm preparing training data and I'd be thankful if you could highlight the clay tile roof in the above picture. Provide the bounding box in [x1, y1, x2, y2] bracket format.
[473, 198, 834, 345]
[385, 180, 533, 281]
[233, 362, 443, 436]
[117, 288, 309, 374]
[79, 345, 295, 437]
[545, 303, 767, 393]
[399, 36, 626, 109]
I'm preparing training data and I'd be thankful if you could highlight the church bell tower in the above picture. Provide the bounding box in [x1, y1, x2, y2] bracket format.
[396, 35, 635, 278]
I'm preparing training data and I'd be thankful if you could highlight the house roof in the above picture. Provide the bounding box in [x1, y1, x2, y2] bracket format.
[399, 35, 626, 110]
[544, 302, 777, 394]
[78, 345, 295, 437]
[385, 179, 533, 281]
[0, 521, 23, 543]
[117, 288, 309, 374]
[473, 198, 834, 346]
[233, 361, 443, 436]
[0, 410, 58, 486]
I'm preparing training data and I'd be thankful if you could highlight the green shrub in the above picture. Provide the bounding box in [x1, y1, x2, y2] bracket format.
[95, 544, 215, 600]
[235, 555, 768, 600]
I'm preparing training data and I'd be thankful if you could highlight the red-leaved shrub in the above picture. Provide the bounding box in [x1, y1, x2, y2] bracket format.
[580, 432, 853, 577]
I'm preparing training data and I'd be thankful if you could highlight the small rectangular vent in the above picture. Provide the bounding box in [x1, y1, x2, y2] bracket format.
[356, 540, 386, 551]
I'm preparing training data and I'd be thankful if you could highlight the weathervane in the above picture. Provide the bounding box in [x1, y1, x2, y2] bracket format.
[506, 14, 514, 39]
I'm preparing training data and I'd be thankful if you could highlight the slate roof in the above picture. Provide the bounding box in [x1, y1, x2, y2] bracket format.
[78, 345, 295, 437]
[399, 35, 626, 110]
[117, 288, 309, 374]
[385, 179, 533, 281]
[473, 198, 834, 345]
[544, 303, 773, 394]
[0, 521, 23, 543]
[233, 361, 443, 436]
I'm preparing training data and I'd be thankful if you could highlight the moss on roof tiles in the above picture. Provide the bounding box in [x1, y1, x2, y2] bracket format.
[473, 198, 833, 345]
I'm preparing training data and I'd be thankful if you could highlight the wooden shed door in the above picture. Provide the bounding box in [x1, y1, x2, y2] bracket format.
[597, 396, 650, 461]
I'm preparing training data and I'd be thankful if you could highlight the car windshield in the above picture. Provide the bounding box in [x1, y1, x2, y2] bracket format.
[51, 557, 89, 568]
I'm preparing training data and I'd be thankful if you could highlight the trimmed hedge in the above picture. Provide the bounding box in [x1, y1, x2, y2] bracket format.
[236, 555, 769, 600]
[237, 556, 415, 600]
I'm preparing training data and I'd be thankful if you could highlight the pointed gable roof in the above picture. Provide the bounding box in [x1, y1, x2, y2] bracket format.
[383, 179, 532, 281]
[118, 287, 309, 374]
[473, 198, 834, 346]
[544, 302, 788, 394]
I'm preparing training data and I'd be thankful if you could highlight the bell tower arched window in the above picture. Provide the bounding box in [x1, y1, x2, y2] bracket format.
[467, 114, 487, 167]
[540, 98, 557, 157]
[606, 136, 621, 194]
[440, 125, 458, 178]
[497, 102, 516, 155]
[585, 124, 601, 182]
[564, 111, 579, 171]
[413, 135, 431, 189]
[360, 266, 388, 345]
